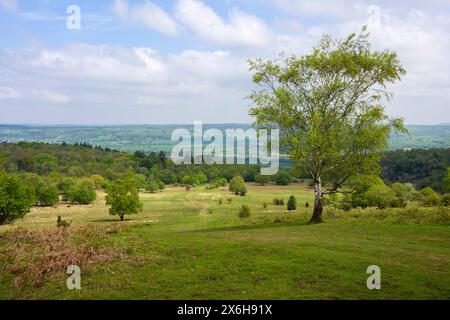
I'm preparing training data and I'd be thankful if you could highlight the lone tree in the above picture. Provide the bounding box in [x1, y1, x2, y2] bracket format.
[0, 172, 36, 225]
[229, 176, 247, 196]
[249, 27, 406, 223]
[106, 176, 143, 221]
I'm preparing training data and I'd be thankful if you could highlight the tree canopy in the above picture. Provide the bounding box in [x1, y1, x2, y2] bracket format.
[248, 27, 406, 223]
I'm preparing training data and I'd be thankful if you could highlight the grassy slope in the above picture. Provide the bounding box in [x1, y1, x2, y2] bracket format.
[0, 184, 449, 300]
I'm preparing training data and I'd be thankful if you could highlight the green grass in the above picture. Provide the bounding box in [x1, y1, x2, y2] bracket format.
[0, 184, 449, 300]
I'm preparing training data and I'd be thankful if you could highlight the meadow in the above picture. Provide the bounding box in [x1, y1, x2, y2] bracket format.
[0, 183, 449, 300]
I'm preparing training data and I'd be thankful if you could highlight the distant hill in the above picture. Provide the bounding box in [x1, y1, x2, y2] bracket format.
[0, 124, 449, 153]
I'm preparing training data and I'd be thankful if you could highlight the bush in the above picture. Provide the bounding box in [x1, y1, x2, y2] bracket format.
[275, 172, 292, 186]
[262, 202, 268, 209]
[0, 172, 35, 224]
[229, 176, 247, 196]
[420, 187, 441, 207]
[56, 215, 71, 228]
[273, 198, 284, 206]
[214, 178, 228, 187]
[37, 183, 59, 207]
[255, 174, 269, 186]
[238, 205, 251, 218]
[69, 179, 97, 204]
[442, 194, 450, 207]
[146, 180, 160, 193]
[287, 195, 297, 211]
[305, 202, 310, 208]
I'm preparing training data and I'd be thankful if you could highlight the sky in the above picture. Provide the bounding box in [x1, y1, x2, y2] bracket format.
[0, 0, 449, 125]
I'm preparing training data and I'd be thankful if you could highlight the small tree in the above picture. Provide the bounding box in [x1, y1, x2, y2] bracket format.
[90, 174, 107, 190]
[255, 173, 269, 186]
[275, 172, 292, 186]
[239, 205, 251, 218]
[147, 181, 159, 193]
[0, 172, 35, 224]
[287, 195, 297, 211]
[229, 176, 247, 196]
[248, 28, 406, 223]
[69, 179, 97, 204]
[106, 177, 143, 221]
[420, 187, 441, 207]
[37, 183, 59, 207]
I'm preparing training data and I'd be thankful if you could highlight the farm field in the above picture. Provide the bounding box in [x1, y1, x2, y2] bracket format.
[0, 184, 449, 300]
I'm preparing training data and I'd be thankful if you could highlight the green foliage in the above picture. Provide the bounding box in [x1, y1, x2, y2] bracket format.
[146, 180, 160, 193]
[56, 215, 71, 228]
[68, 179, 97, 205]
[106, 177, 143, 221]
[441, 194, 450, 207]
[382, 149, 450, 192]
[0, 172, 35, 224]
[287, 196, 297, 211]
[90, 174, 107, 190]
[37, 184, 59, 207]
[229, 176, 247, 196]
[273, 198, 284, 206]
[275, 172, 292, 186]
[248, 28, 406, 222]
[420, 187, 441, 207]
[214, 178, 228, 187]
[443, 167, 450, 193]
[238, 205, 251, 218]
[133, 174, 148, 190]
[255, 174, 269, 186]
[58, 177, 77, 202]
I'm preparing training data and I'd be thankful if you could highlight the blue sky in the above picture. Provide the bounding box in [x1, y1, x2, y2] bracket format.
[1, 0, 449, 124]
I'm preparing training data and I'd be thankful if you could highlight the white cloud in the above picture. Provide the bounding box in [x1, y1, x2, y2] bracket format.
[0, 86, 19, 99]
[113, 0, 179, 36]
[31, 89, 71, 103]
[175, 0, 271, 46]
[0, 0, 18, 12]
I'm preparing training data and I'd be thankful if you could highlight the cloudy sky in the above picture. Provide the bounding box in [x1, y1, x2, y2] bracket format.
[0, 0, 449, 124]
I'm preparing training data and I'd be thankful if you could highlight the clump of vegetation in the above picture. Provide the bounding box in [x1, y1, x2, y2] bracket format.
[0, 226, 124, 288]
[420, 187, 441, 207]
[305, 202, 310, 208]
[229, 176, 247, 196]
[68, 179, 97, 205]
[275, 172, 292, 186]
[262, 202, 268, 209]
[287, 196, 297, 211]
[226, 197, 233, 203]
[255, 174, 269, 186]
[273, 198, 284, 206]
[0, 172, 35, 225]
[56, 216, 71, 228]
[106, 176, 143, 221]
[238, 205, 251, 218]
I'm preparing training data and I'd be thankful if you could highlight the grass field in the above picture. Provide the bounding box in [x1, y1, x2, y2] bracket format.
[0, 184, 449, 300]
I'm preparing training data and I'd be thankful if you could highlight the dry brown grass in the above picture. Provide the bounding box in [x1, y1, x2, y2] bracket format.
[0, 224, 126, 289]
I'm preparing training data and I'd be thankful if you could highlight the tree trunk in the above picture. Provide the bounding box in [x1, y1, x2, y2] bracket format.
[120, 214, 124, 221]
[309, 179, 323, 224]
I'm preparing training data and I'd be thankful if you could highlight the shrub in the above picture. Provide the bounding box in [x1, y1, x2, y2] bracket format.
[420, 187, 441, 207]
[275, 172, 292, 186]
[238, 205, 251, 218]
[442, 194, 450, 207]
[262, 202, 268, 209]
[229, 176, 247, 196]
[287, 195, 297, 211]
[0, 172, 35, 225]
[37, 183, 60, 207]
[305, 202, 310, 208]
[214, 178, 228, 187]
[69, 179, 97, 205]
[56, 215, 71, 228]
[146, 180, 160, 193]
[158, 181, 165, 191]
[273, 198, 284, 206]
[255, 174, 269, 186]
